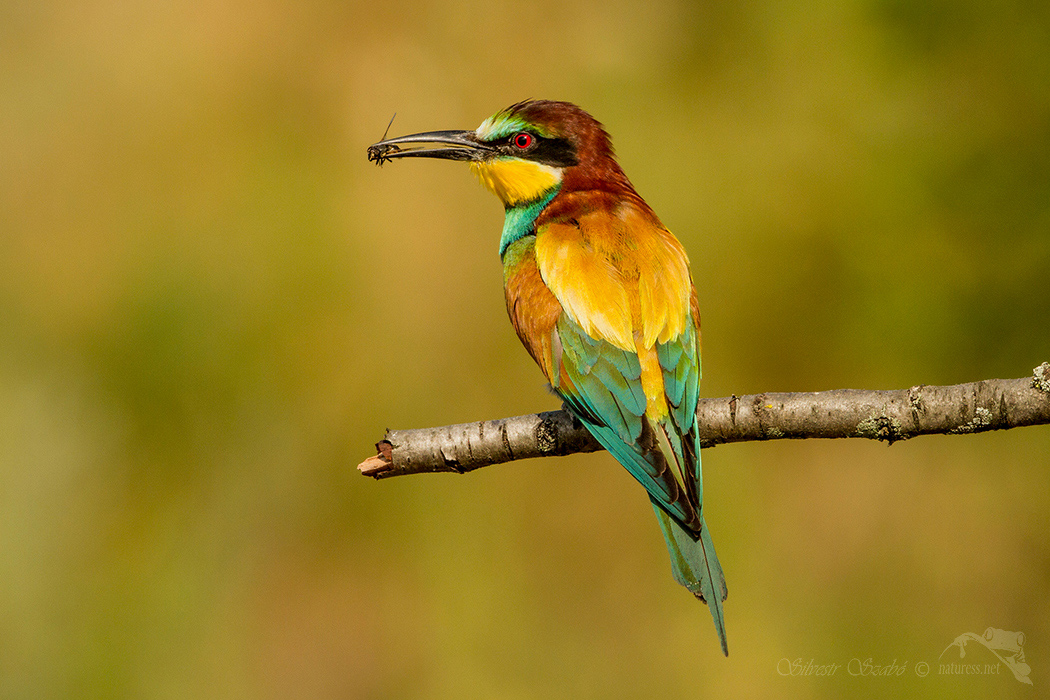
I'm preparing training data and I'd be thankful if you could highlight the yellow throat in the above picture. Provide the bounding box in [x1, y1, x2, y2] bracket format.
[469, 157, 562, 207]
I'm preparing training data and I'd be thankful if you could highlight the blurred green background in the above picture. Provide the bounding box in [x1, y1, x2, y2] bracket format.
[2, 0, 1048, 698]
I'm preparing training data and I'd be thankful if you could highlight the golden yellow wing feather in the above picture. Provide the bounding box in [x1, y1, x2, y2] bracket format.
[533, 201, 693, 420]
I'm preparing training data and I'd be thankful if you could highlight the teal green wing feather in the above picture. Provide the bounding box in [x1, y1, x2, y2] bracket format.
[555, 315, 697, 529]
[656, 316, 702, 500]
[556, 315, 645, 441]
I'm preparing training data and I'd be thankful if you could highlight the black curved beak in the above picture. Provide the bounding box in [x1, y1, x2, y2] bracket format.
[367, 130, 494, 165]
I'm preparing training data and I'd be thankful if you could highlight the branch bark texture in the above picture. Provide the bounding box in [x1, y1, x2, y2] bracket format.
[359, 363, 1050, 479]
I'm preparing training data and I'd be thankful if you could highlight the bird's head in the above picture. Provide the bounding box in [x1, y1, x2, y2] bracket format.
[367, 100, 630, 208]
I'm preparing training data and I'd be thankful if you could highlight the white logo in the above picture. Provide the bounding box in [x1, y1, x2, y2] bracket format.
[938, 628, 1032, 685]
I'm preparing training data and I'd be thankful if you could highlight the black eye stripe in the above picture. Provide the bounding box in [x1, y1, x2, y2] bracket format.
[493, 133, 578, 168]
[532, 137, 578, 168]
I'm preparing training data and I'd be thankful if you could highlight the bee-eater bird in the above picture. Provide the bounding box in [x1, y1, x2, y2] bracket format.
[367, 100, 728, 655]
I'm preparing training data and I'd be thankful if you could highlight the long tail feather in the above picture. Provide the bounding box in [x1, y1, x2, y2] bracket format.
[651, 502, 728, 656]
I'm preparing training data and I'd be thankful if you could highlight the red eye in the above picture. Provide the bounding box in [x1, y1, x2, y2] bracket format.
[513, 132, 534, 149]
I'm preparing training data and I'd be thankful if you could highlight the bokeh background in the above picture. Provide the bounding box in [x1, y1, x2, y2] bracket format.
[2, 0, 1048, 698]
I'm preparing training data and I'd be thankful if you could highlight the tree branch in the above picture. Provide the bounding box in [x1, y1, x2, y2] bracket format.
[358, 363, 1050, 479]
